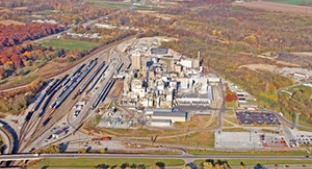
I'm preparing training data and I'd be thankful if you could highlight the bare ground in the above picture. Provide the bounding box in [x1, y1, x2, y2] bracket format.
[239, 64, 277, 72]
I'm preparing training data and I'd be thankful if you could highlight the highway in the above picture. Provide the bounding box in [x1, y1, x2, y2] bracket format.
[0, 153, 311, 162]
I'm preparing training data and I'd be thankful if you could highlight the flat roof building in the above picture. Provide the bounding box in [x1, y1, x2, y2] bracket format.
[152, 111, 188, 123]
[151, 119, 172, 127]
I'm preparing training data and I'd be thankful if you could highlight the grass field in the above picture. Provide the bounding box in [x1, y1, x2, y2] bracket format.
[194, 159, 312, 167]
[30, 158, 185, 168]
[173, 115, 211, 128]
[93, 1, 131, 9]
[188, 149, 307, 156]
[270, 0, 311, 5]
[41, 39, 99, 51]
[288, 84, 309, 93]
[157, 131, 215, 147]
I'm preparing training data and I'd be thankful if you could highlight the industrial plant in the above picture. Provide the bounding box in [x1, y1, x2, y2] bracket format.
[118, 37, 221, 127]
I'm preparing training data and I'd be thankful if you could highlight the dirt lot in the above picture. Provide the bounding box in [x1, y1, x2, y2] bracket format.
[239, 64, 277, 72]
[136, 10, 173, 20]
[0, 20, 25, 26]
[236, 1, 312, 16]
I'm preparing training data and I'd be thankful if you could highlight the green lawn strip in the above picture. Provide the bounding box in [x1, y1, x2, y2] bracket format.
[10, 75, 39, 85]
[188, 149, 307, 156]
[41, 39, 99, 51]
[193, 159, 311, 167]
[221, 128, 250, 132]
[31, 158, 185, 168]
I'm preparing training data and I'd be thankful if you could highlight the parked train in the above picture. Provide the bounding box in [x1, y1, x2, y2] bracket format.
[91, 79, 115, 109]
[87, 64, 110, 93]
[79, 61, 106, 94]
[53, 58, 98, 109]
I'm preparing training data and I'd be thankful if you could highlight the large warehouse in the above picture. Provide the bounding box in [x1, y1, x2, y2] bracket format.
[146, 108, 188, 127]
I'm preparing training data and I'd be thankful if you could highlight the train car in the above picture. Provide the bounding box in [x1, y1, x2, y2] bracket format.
[79, 61, 105, 94]
[42, 117, 51, 126]
[87, 64, 110, 93]
[37, 109, 44, 118]
[127, 63, 132, 69]
[91, 79, 115, 109]
[33, 92, 47, 111]
[50, 102, 56, 109]
[25, 111, 33, 121]
[117, 63, 124, 72]
[46, 79, 59, 94]
[100, 80, 115, 102]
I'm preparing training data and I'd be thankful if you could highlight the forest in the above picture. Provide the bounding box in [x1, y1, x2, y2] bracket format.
[0, 24, 63, 80]
[0, 80, 43, 113]
[0, 0, 111, 26]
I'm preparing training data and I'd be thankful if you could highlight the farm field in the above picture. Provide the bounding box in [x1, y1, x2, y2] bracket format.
[41, 39, 99, 51]
[270, 0, 311, 5]
[237, 1, 312, 16]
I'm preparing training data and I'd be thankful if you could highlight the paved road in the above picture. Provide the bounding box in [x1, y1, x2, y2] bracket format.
[0, 126, 11, 154]
[276, 80, 312, 95]
[0, 153, 311, 161]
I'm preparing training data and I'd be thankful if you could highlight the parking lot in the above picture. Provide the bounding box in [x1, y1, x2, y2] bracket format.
[261, 133, 288, 148]
[236, 111, 280, 126]
[291, 130, 312, 146]
[215, 131, 263, 150]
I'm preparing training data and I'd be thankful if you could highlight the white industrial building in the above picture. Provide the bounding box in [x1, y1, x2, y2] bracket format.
[151, 119, 172, 127]
[146, 108, 188, 127]
[152, 111, 188, 123]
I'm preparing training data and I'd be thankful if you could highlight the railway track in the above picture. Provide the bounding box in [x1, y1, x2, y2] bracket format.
[19, 49, 112, 152]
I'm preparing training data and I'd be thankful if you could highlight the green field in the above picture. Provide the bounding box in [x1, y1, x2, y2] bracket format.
[30, 158, 184, 168]
[194, 159, 312, 167]
[270, 0, 312, 5]
[41, 39, 99, 51]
